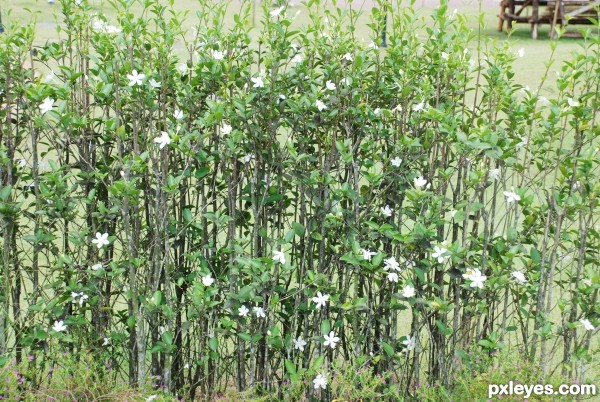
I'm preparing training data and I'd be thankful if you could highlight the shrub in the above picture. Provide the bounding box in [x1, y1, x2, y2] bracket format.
[0, 0, 598, 400]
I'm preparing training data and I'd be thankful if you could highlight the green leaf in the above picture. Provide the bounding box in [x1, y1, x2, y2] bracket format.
[285, 359, 297, 376]
[320, 319, 331, 335]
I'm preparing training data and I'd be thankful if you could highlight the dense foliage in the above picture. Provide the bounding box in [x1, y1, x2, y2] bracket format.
[0, 0, 599, 400]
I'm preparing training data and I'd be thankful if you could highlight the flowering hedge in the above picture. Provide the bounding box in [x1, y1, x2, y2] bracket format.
[1, 0, 599, 400]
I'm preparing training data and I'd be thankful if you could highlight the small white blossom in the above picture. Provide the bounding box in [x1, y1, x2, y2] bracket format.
[323, 331, 339, 349]
[342, 53, 353, 62]
[238, 305, 250, 317]
[387, 272, 399, 283]
[154, 131, 171, 150]
[273, 250, 286, 264]
[202, 274, 215, 286]
[177, 63, 188, 74]
[126, 70, 145, 86]
[173, 110, 184, 120]
[251, 76, 265, 88]
[414, 176, 428, 189]
[253, 306, 266, 318]
[412, 102, 425, 112]
[91, 263, 102, 271]
[381, 205, 393, 217]
[516, 48, 525, 58]
[39, 97, 54, 115]
[361, 249, 377, 261]
[325, 80, 336, 91]
[315, 99, 327, 111]
[312, 292, 329, 309]
[102, 337, 110, 346]
[52, 320, 67, 332]
[384, 257, 400, 271]
[580, 319, 595, 331]
[391, 157, 402, 167]
[241, 154, 255, 164]
[490, 169, 501, 181]
[462, 268, 487, 289]
[148, 78, 161, 88]
[211, 49, 225, 60]
[512, 271, 527, 284]
[503, 191, 521, 204]
[270, 6, 285, 17]
[292, 54, 303, 64]
[402, 285, 415, 298]
[293, 336, 307, 351]
[92, 232, 110, 249]
[567, 98, 580, 107]
[432, 246, 448, 263]
[313, 373, 327, 390]
[402, 334, 416, 351]
[221, 123, 232, 135]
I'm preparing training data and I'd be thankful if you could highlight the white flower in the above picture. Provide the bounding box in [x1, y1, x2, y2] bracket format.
[202, 274, 214, 286]
[293, 336, 307, 351]
[368, 41, 378, 49]
[253, 306, 266, 318]
[387, 272, 399, 283]
[39, 97, 54, 115]
[52, 320, 67, 332]
[402, 334, 416, 351]
[177, 63, 188, 74]
[313, 373, 327, 390]
[432, 246, 448, 263]
[503, 191, 521, 204]
[325, 80, 336, 91]
[441, 52, 449, 60]
[251, 76, 264, 88]
[146, 396, 158, 402]
[340, 77, 352, 86]
[315, 100, 327, 111]
[270, 6, 285, 17]
[273, 250, 286, 264]
[91, 263, 102, 271]
[512, 271, 527, 284]
[567, 98, 580, 107]
[402, 285, 415, 298]
[323, 331, 339, 349]
[580, 318, 595, 331]
[414, 176, 428, 189]
[78, 293, 89, 306]
[381, 205, 393, 217]
[342, 53, 353, 62]
[312, 292, 329, 309]
[412, 102, 425, 112]
[127, 70, 145, 86]
[292, 54, 303, 64]
[384, 257, 400, 271]
[104, 24, 121, 34]
[154, 131, 171, 150]
[241, 154, 255, 164]
[211, 49, 225, 60]
[391, 157, 402, 167]
[537, 96, 550, 107]
[462, 268, 487, 289]
[221, 123, 232, 135]
[173, 110, 184, 120]
[148, 78, 161, 88]
[490, 168, 501, 181]
[102, 337, 110, 346]
[238, 305, 250, 317]
[92, 232, 109, 249]
[516, 48, 525, 58]
[361, 249, 376, 261]
[374, 108, 381, 115]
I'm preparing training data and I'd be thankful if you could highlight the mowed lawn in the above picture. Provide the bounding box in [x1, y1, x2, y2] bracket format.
[1, 0, 593, 95]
